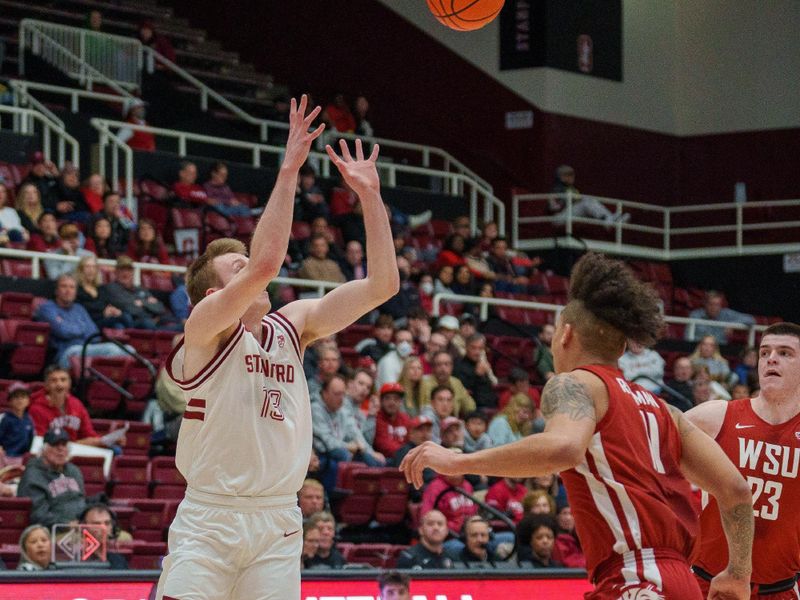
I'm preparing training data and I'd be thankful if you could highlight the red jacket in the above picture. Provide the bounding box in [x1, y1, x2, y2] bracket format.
[421, 474, 476, 533]
[28, 390, 98, 441]
[172, 182, 208, 204]
[485, 478, 528, 524]
[373, 410, 411, 459]
[555, 532, 586, 568]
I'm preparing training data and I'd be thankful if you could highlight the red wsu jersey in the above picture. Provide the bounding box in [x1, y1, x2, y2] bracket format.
[695, 398, 800, 584]
[560, 365, 698, 581]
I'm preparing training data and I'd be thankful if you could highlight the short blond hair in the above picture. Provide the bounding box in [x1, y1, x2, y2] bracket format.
[185, 238, 247, 306]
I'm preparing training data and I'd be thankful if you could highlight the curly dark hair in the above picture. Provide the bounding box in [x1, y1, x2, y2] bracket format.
[516, 513, 558, 557]
[563, 252, 664, 358]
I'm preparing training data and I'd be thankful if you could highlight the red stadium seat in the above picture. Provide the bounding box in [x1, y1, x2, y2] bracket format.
[1, 260, 33, 279]
[0, 292, 34, 319]
[84, 357, 132, 414]
[348, 543, 393, 568]
[127, 499, 170, 542]
[110, 455, 150, 499]
[0, 497, 32, 544]
[124, 541, 167, 569]
[141, 272, 175, 292]
[0, 543, 20, 569]
[337, 324, 372, 348]
[337, 469, 381, 526]
[125, 329, 156, 358]
[148, 456, 186, 499]
[72, 455, 108, 497]
[291, 221, 311, 241]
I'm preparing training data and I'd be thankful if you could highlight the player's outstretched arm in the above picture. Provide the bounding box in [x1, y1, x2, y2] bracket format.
[280, 139, 399, 347]
[684, 399, 728, 439]
[667, 406, 753, 600]
[400, 372, 598, 489]
[186, 96, 324, 345]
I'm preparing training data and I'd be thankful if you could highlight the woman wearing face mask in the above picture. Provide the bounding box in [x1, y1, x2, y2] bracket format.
[375, 330, 416, 389]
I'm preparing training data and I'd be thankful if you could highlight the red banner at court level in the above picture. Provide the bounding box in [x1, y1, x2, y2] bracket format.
[0, 577, 593, 600]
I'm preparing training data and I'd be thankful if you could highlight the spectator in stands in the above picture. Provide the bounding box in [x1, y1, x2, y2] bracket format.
[516, 514, 564, 568]
[396, 510, 455, 569]
[421, 385, 456, 444]
[104, 256, 173, 330]
[440, 417, 465, 452]
[734, 346, 758, 389]
[306, 343, 342, 401]
[339, 240, 367, 281]
[323, 93, 356, 133]
[137, 20, 176, 64]
[662, 356, 695, 412]
[533, 324, 556, 381]
[298, 234, 346, 283]
[301, 521, 321, 569]
[169, 278, 190, 325]
[685, 290, 755, 344]
[0, 384, 34, 461]
[463, 411, 492, 454]
[22, 152, 60, 212]
[80, 504, 129, 569]
[294, 165, 329, 222]
[304, 216, 343, 261]
[126, 218, 169, 264]
[74, 255, 130, 329]
[97, 192, 132, 252]
[117, 101, 156, 152]
[298, 479, 326, 520]
[374, 383, 412, 460]
[690, 364, 731, 403]
[416, 274, 434, 312]
[554, 502, 585, 568]
[452, 264, 477, 297]
[15, 183, 44, 236]
[27, 212, 60, 253]
[80, 174, 106, 214]
[336, 199, 369, 248]
[306, 511, 346, 569]
[344, 368, 376, 445]
[453, 515, 502, 566]
[438, 235, 467, 269]
[16, 525, 52, 571]
[43, 223, 94, 281]
[376, 329, 414, 388]
[478, 221, 500, 252]
[399, 356, 425, 416]
[421, 463, 477, 537]
[523, 489, 556, 516]
[0, 182, 29, 243]
[353, 95, 374, 138]
[380, 256, 420, 322]
[486, 477, 527, 524]
[548, 165, 628, 227]
[435, 315, 461, 358]
[27, 367, 103, 447]
[420, 332, 447, 375]
[35, 274, 133, 368]
[618, 340, 665, 393]
[84, 216, 116, 259]
[689, 335, 733, 385]
[433, 265, 455, 296]
[420, 352, 476, 417]
[499, 368, 542, 411]
[731, 383, 751, 400]
[172, 161, 209, 205]
[202, 162, 250, 217]
[18, 428, 86, 529]
[487, 393, 534, 447]
[487, 238, 531, 292]
[691, 371, 712, 405]
[406, 307, 431, 348]
[356, 314, 395, 363]
[450, 314, 476, 358]
[454, 333, 498, 410]
[529, 473, 566, 506]
[55, 164, 91, 221]
[312, 374, 385, 467]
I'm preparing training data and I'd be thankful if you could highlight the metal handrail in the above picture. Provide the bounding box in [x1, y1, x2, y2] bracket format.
[9, 79, 133, 116]
[512, 192, 800, 259]
[90, 118, 506, 234]
[431, 292, 768, 346]
[19, 19, 142, 90]
[0, 105, 80, 168]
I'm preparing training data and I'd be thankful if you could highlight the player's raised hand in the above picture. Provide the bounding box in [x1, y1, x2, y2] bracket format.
[325, 139, 381, 198]
[399, 441, 463, 489]
[282, 95, 325, 172]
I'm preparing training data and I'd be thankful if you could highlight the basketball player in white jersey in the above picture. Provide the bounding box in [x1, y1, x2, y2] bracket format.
[156, 97, 399, 600]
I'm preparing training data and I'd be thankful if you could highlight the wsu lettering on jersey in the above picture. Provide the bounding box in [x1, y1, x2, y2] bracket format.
[244, 354, 295, 383]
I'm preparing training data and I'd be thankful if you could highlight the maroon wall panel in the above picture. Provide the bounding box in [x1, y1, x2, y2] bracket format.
[169, 0, 800, 206]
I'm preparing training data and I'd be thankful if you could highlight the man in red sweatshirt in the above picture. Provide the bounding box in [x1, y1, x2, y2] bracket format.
[373, 382, 411, 460]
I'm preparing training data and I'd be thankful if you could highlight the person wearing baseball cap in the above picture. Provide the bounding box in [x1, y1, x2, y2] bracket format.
[17, 428, 87, 528]
[389, 415, 435, 500]
[373, 382, 412, 460]
[439, 416, 464, 450]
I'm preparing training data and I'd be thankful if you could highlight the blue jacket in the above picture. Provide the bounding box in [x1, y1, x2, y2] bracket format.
[0, 410, 34, 456]
[35, 300, 99, 359]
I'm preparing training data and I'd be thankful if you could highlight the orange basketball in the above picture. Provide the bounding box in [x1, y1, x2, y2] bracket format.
[426, 0, 505, 31]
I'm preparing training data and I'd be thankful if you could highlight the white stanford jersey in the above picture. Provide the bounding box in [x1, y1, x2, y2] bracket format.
[166, 311, 311, 497]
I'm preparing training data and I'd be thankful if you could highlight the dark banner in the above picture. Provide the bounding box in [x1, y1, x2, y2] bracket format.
[500, 0, 623, 81]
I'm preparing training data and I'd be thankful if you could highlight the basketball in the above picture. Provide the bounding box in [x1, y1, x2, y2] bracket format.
[426, 0, 505, 31]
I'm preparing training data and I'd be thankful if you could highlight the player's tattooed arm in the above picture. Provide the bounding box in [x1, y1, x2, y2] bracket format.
[720, 501, 755, 579]
[541, 373, 597, 424]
